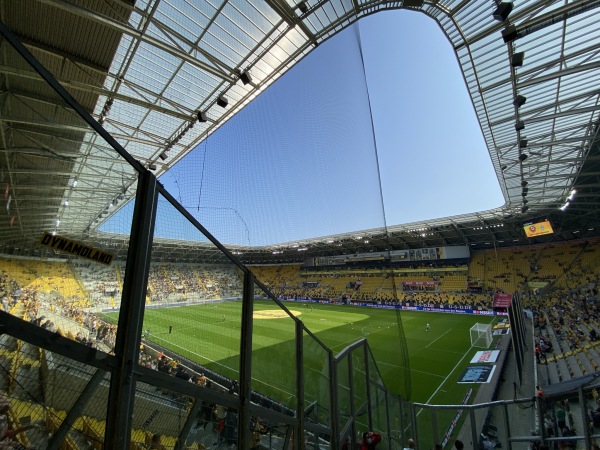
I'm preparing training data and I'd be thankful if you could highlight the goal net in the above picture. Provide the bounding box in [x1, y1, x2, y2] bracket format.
[470, 323, 493, 348]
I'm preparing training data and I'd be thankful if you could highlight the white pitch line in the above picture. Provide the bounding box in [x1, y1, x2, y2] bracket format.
[433, 348, 465, 355]
[377, 361, 444, 379]
[421, 343, 474, 411]
[425, 328, 452, 349]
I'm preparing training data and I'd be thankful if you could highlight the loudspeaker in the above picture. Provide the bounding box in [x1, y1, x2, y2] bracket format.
[511, 52, 524, 67]
[159, 152, 168, 161]
[519, 138, 527, 148]
[514, 95, 526, 107]
[216, 95, 228, 108]
[515, 120, 525, 131]
[403, 0, 424, 6]
[493, 2, 513, 22]
[502, 25, 518, 43]
[239, 71, 252, 85]
[197, 111, 208, 122]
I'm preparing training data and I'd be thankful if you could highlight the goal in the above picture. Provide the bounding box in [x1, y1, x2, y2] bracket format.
[470, 323, 493, 348]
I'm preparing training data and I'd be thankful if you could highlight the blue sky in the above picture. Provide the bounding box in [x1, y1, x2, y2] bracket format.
[105, 10, 504, 246]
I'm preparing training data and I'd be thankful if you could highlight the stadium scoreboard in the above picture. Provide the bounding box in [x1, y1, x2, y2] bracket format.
[523, 220, 554, 238]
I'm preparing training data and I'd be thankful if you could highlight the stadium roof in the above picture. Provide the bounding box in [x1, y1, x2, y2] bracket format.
[0, 0, 599, 263]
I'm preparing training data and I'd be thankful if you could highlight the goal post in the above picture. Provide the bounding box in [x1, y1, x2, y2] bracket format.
[470, 323, 493, 348]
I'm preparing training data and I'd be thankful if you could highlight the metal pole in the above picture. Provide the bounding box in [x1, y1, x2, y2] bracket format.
[470, 409, 479, 450]
[431, 407, 438, 446]
[346, 347, 356, 448]
[384, 390, 392, 448]
[364, 341, 373, 431]
[105, 170, 158, 449]
[579, 386, 591, 449]
[296, 320, 305, 450]
[237, 270, 254, 449]
[174, 399, 203, 450]
[502, 402, 512, 450]
[399, 398, 405, 447]
[329, 350, 339, 449]
[410, 402, 418, 446]
[47, 369, 106, 450]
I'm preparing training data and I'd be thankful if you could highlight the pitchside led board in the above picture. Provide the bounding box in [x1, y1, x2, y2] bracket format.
[523, 220, 554, 238]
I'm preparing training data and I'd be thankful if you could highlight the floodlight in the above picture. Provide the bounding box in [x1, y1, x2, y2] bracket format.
[521, 180, 528, 187]
[159, 152, 168, 161]
[197, 111, 208, 122]
[149, 164, 157, 171]
[515, 120, 525, 131]
[519, 153, 528, 162]
[519, 138, 527, 148]
[298, 1, 308, 14]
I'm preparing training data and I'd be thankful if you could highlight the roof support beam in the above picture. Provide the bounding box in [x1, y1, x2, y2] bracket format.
[482, 41, 600, 94]
[0, 65, 193, 120]
[523, 105, 600, 125]
[37, 0, 236, 83]
[490, 89, 600, 126]
[517, 61, 600, 89]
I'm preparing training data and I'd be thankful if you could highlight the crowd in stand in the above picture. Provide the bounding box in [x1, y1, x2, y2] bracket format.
[137, 345, 273, 448]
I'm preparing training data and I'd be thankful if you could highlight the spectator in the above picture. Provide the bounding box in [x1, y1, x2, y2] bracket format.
[402, 437, 415, 450]
[362, 431, 381, 450]
[556, 403, 566, 430]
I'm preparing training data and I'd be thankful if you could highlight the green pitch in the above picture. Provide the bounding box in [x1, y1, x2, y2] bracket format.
[104, 299, 497, 445]
[106, 300, 496, 403]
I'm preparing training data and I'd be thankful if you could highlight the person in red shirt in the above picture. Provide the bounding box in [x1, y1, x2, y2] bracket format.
[361, 431, 381, 450]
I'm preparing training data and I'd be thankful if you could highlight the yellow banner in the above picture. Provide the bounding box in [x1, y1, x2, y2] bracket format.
[40, 232, 114, 265]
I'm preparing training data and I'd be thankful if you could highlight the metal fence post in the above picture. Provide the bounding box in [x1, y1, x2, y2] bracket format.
[237, 270, 254, 449]
[106, 170, 158, 449]
[296, 320, 305, 450]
